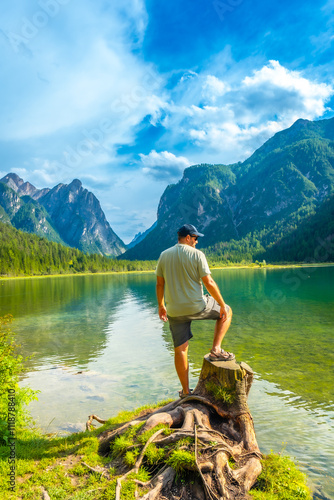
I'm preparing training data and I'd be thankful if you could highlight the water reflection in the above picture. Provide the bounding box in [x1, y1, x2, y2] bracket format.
[2, 268, 333, 411]
[2, 275, 147, 370]
[1, 267, 334, 498]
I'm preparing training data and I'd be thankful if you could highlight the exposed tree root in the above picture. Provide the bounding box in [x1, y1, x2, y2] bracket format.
[82, 461, 110, 480]
[87, 356, 262, 499]
[115, 428, 166, 500]
[40, 487, 51, 500]
[140, 467, 176, 500]
[86, 414, 107, 431]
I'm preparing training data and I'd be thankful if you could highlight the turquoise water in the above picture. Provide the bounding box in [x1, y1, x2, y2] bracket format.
[1, 266, 333, 498]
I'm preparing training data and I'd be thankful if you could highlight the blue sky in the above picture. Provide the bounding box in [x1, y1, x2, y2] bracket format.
[1, 0, 334, 243]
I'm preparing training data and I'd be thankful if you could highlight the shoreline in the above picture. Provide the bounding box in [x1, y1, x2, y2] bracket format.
[1, 261, 334, 281]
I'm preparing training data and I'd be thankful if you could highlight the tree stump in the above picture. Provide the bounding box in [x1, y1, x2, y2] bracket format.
[94, 355, 262, 500]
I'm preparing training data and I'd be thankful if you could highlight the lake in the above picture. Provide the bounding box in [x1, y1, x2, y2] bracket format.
[1, 266, 333, 499]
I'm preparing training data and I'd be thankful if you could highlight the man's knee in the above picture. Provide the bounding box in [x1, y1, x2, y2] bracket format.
[218, 306, 232, 323]
[174, 341, 189, 354]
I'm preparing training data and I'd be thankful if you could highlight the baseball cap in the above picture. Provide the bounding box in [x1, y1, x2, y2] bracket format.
[177, 224, 204, 237]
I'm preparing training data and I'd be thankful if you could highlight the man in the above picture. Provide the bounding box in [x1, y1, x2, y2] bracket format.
[156, 223, 234, 397]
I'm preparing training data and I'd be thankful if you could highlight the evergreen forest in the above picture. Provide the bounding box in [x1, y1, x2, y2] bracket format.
[0, 222, 156, 277]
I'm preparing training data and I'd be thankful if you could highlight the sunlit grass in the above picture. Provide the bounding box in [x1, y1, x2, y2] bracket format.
[0, 402, 311, 500]
[250, 452, 312, 500]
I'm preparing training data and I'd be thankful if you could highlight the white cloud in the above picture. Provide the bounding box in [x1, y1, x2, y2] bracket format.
[242, 60, 332, 118]
[0, 0, 163, 145]
[202, 75, 228, 102]
[140, 150, 191, 181]
[160, 60, 334, 164]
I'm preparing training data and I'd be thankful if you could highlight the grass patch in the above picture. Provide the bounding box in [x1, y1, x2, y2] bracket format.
[167, 449, 197, 476]
[121, 469, 150, 499]
[124, 449, 139, 467]
[250, 452, 312, 499]
[174, 436, 194, 450]
[0, 401, 312, 500]
[0, 400, 170, 500]
[205, 380, 236, 404]
[137, 423, 172, 445]
[143, 443, 165, 465]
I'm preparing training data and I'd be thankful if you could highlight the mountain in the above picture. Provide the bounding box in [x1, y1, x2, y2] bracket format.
[127, 221, 157, 249]
[258, 193, 334, 263]
[0, 174, 126, 256]
[122, 117, 334, 261]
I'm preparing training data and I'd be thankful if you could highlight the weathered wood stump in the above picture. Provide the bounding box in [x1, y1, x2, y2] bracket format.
[93, 356, 262, 500]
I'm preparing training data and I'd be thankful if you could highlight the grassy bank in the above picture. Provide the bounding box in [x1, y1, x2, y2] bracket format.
[0, 404, 312, 500]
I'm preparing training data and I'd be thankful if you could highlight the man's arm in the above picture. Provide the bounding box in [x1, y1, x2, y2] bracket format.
[156, 276, 168, 322]
[201, 274, 227, 319]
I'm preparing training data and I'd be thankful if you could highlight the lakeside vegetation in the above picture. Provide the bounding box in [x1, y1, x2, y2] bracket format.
[1, 220, 333, 279]
[0, 316, 312, 499]
[0, 316, 38, 441]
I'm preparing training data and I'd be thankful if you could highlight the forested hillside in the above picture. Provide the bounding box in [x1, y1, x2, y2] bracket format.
[260, 193, 334, 263]
[0, 222, 155, 276]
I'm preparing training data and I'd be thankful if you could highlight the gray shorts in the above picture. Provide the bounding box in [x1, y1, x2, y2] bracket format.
[168, 295, 231, 348]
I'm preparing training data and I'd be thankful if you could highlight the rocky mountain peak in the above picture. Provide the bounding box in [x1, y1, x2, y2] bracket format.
[68, 179, 83, 191]
[0, 172, 45, 199]
[0, 173, 126, 256]
[19, 181, 39, 197]
[0, 173, 24, 192]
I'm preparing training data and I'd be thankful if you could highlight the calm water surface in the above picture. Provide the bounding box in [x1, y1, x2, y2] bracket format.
[1, 266, 333, 499]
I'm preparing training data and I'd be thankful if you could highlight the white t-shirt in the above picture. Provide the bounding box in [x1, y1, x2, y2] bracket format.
[156, 243, 211, 317]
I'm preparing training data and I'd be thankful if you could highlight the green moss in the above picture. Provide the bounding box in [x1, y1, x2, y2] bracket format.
[144, 443, 165, 465]
[167, 449, 197, 476]
[124, 449, 139, 467]
[121, 469, 150, 500]
[137, 423, 172, 445]
[111, 434, 136, 458]
[205, 380, 236, 404]
[250, 453, 312, 500]
[110, 422, 145, 458]
[174, 437, 194, 449]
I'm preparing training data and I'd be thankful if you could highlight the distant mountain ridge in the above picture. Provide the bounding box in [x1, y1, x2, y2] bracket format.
[127, 221, 157, 249]
[122, 117, 334, 261]
[0, 174, 126, 256]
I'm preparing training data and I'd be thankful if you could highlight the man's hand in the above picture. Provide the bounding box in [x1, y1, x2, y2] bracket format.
[202, 274, 228, 321]
[156, 276, 168, 322]
[159, 305, 168, 322]
[220, 304, 227, 321]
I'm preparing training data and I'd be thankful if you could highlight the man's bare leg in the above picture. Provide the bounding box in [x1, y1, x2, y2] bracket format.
[174, 341, 190, 394]
[212, 307, 233, 353]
